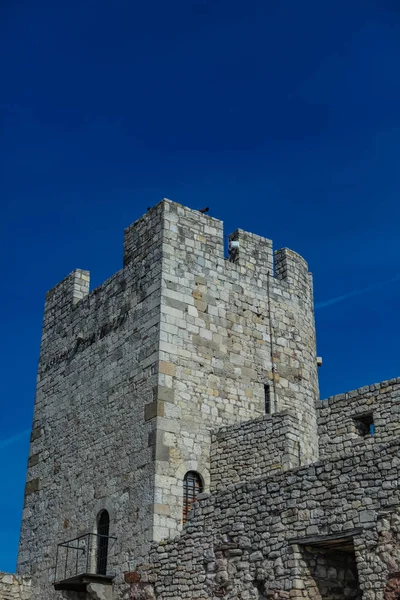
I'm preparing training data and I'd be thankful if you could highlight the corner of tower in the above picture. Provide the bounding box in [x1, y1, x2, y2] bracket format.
[123, 200, 166, 268]
[274, 247, 313, 302]
[43, 269, 90, 329]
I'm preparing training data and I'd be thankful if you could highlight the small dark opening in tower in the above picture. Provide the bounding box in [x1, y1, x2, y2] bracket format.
[183, 471, 203, 524]
[96, 510, 110, 575]
[264, 384, 271, 414]
[353, 412, 374, 437]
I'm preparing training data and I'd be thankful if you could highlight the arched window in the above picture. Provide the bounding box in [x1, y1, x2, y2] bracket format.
[183, 471, 203, 524]
[96, 510, 110, 575]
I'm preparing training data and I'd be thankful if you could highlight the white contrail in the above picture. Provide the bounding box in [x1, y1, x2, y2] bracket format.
[0, 429, 30, 450]
[315, 274, 400, 310]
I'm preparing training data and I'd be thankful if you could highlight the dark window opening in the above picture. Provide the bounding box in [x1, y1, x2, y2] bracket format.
[264, 384, 271, 414]
[353, 413, 374, 437]
[183, 471, 203, 524]
[298, 536, 361, 600]
[96, 510, 110, 575]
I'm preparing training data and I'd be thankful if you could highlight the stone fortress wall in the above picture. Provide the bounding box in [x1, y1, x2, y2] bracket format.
[16, 203, 167, 599]
[210, 412, 302, 491]
[152, 201, 320, 541]
[0, 574, 31, 600]
[209, 378, 400, 492]
[2, 200, 321, 600]
[128, 379, 400, 600]
[1, 201, 399, 600]
[317, 379, 400, 459]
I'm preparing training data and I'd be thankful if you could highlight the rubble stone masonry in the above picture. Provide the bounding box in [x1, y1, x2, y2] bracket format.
[128, 380, 400, 600]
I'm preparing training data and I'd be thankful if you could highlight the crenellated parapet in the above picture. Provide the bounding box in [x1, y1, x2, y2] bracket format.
[123, 201, 164, 269]
[43, 269, 90, 331]
[275, 247, 312, 302]
[228, 228, 274, 280]
[227, 229, 313, 304]
[42, 199, 314, 335]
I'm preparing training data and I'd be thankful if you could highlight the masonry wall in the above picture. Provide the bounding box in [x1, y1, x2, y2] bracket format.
[17, 204, 165, 599]
[0, 574, 31, 600]
[129, 436, 400, 600]
[317, 378, 400, 460]
[149, 201, 320, 541]
[210, 412, 301, 491]
[14, 199, 321, 598]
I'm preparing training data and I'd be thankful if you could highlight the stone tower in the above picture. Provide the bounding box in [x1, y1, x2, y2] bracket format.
[17, 200, 319, 598]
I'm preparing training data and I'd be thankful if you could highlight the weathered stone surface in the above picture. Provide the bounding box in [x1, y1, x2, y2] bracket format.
[132, 435, 400, 600]
[0, 572, 31, 600]
[24, 478, 39, 496]
[87, 582, 113, 600]
[6, 200, 399, 600]
[210, 412, 301, 490]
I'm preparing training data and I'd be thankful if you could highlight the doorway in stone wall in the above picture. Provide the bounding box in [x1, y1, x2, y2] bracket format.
[296, 534, 361, 599]
[96, 510, 110, 576]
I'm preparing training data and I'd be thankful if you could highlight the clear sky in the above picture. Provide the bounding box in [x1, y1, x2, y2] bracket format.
[1, 0, 400, 573]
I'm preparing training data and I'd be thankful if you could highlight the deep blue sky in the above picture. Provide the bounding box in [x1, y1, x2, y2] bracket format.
[1, 0, 400, 573]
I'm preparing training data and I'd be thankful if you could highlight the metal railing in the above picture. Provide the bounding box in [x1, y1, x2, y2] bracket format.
[54, 532, 117, 583]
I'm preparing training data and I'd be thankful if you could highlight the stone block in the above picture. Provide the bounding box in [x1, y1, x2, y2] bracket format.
[154, 504, 171, 516]
[145, 401, 164, 421]
[157, 386, 175, 403]
[28, 453, 40, 467]
[24, 478, 40, 496]
[159, 361, 176, 376]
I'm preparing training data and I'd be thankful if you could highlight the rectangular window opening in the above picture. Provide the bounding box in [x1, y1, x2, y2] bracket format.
[296, 535, 361, 600]
[264, 384, 271, 414]
[353, 412, 374, 437]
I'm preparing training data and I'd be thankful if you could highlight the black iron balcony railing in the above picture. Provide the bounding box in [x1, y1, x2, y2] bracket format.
[54, 532, 117, 591]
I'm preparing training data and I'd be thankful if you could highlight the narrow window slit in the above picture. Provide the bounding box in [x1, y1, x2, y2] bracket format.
[264, 384, 271, 414]
[183, 471, 203, 524]
[96, 510, 110, 575]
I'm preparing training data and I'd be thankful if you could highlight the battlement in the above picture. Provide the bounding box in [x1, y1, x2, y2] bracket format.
[123, 200, 166, 268]
[274, 247, 312, 300]
[44, 269, 90, 329]
[37, 198, 319, 461]
[43, 200, 314, 332]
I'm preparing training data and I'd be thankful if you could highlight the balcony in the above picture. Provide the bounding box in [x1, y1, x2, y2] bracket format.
[54, 532, 117, 592]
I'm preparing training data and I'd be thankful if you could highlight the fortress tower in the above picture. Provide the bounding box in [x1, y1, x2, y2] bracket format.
[16, 200, 320, 599]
